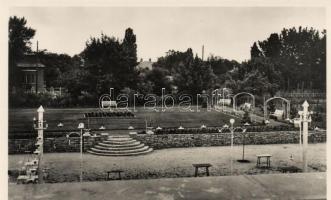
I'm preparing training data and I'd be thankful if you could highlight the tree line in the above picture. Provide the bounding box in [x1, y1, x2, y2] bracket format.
[8, 16, 326, 108]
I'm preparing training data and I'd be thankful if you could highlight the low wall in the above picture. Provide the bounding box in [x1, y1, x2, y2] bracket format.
[8, 131, 326, 154]
[131, 131, 326, 150]
[8, 134, 108, 154]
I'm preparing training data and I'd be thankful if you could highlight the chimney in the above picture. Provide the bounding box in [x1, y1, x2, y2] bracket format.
[149, 58, 151, 62]
[37, 41, 39, 53]
[140, 58, 143, 62]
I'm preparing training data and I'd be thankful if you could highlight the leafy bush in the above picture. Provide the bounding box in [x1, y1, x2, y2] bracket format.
[84, 111, 135, 118]
[149, 125, 297, 135]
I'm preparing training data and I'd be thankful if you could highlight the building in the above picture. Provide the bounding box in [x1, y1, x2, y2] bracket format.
[17, 53, 46, 93]
[136, 58, 153, 71]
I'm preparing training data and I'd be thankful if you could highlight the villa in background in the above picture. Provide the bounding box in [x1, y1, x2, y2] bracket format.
[17, 53, 46, 93]
[136, 58, 153, 71]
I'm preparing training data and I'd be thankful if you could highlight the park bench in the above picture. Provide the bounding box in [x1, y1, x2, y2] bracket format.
[256, 154, 272, 168]
[192, 163, 212, 177]
[106, 170, 124, 180]
[280, 166, 301, 173]
[17, 175, 38, 184]
[270, 109, 284, 120]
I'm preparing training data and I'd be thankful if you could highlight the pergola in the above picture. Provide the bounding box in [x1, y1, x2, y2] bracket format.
[263, 97, 291, 120]
[232, 92, 255, 112]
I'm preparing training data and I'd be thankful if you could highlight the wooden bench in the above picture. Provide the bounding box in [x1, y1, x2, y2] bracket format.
[192, 163, 212, 177]
[107, 170, 124, 180]
[280, 166, 301, 173]
[256, 154, 272, 168]
[270, 109, 284, 120]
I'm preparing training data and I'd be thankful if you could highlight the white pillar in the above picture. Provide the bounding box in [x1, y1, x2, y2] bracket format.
[37, 105, 44, 183]
[302, 101, 309, 172]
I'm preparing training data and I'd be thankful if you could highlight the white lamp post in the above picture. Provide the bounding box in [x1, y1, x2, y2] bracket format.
[34, 106, 47, 183]
[229, 119, 235, 174]
[219, 118, 248, 175]
[78, 122, 84, 182]
[298, 101, 313, 172]
[57, 122, 64, 128]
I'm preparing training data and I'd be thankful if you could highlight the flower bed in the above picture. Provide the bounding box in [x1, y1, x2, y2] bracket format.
[137, 125, 299, 135]
[84, 111, 135, 118]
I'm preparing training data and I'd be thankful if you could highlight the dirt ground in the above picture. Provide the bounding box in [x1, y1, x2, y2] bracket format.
[8, 143, 326, 183]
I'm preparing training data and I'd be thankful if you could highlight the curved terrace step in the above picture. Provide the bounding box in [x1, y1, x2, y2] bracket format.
[102, 139, 137, 145]
[90, 146, 150, 154]
[88, 135, 153, 156]
[97, 141, 141, 148]
[87, 148, 153, 156]
[107, 137, 133, 141]
[94, 143, 145, 151]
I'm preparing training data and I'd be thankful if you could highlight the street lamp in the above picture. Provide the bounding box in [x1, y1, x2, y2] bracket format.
[240, 122, 250, 162]
[57, 122, 64, 128]
[219, 119, 248, 175]
[78, 122, 84, 183]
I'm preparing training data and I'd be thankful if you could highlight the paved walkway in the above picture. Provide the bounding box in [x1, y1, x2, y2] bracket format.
[9, 172, 325, 200]
[9, 144, 326, 183]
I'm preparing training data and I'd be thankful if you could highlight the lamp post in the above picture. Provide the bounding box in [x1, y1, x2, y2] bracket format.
[57, 122, 64, 128]
[219, 118, 249, 174]
[298, 101, 313, 172]
[240, 122, 250, 161]
[33, 106, 48, 184]
[78, 123, 84, 183]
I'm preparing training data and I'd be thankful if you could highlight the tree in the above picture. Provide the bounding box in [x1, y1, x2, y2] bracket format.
[278, 27, 326, 91]
[81, 28, 139, 95]
[8, 16, 36, 89]
[121, 28, 139, 89]
[251, 27, 326, 91]
[250, 42, 262, 59]
[82, 33, 124, 94]
[38, 52, 75, 87]
[225, 58, 281, 98]
[173, 56, 216, 96]
[206, 55, 239, 75]
[258, 33, 281, 59]
[153, 48, 194, 72]
[145, 67, 171, 95]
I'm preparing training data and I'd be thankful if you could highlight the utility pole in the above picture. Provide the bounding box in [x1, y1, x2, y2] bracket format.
[202, 45, 204, 61]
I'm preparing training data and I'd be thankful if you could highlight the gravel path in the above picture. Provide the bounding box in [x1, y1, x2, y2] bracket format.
[9, 143, 325, 183]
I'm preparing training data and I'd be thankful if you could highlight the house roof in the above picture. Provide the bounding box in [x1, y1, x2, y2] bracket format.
[17, 63, 45, 68]
[17, 53, 45, 68]
[136, 61, 153, 70]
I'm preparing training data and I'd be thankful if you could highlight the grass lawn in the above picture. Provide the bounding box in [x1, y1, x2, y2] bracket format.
[8, 143, 326, 183]
[9, 107, 244, 132]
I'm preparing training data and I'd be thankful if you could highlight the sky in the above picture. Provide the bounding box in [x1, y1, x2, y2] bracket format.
[10, 7, 326, 62]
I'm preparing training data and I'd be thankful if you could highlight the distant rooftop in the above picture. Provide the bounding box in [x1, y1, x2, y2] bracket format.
[136, 58, 153, 70]
[17, 53, 45, 68]
[17, 63, 45, 68]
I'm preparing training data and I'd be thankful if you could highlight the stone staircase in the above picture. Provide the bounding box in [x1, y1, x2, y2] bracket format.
[87, 135, 153, 156]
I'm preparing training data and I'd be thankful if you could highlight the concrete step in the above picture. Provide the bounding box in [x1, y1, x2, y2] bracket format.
[108, 135, 131, 138]
[94, 143, 145, 151]
[98, 141, 141, 148]
[102, 139, 137, 145]
[88, 135, 153, 156]
[90, 146, 150, 154]
[87, 148, 153, 156]
[107, 137, 132, 142]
